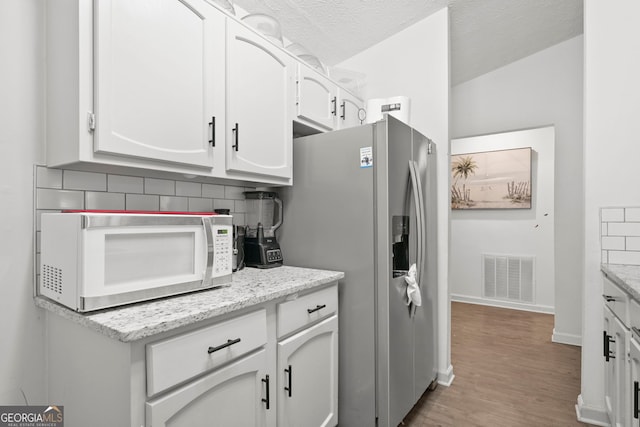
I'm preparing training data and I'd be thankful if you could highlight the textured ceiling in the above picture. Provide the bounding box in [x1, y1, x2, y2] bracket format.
[231, 0, 584, 86]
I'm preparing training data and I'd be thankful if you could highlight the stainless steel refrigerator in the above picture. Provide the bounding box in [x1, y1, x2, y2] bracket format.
[278, 115, 438, 427]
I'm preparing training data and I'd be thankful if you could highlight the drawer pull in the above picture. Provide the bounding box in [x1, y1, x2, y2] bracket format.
[603, 294, 617, 302]
[262, 375, 270, 410]
[207, 338, 241, 354]
[635, 380, 639, 419]
[307, 304, 326, 314]
[284, 365, 293, 397]
[603, 330, 615, 362]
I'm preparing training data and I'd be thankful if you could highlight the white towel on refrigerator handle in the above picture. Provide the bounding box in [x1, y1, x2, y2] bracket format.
[404, 263, 422, 309]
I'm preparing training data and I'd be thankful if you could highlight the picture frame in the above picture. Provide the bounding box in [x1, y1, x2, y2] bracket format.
[451, 147, 532, 210]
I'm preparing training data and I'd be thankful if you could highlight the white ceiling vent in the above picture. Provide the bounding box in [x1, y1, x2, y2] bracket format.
[482, 254, 535, 304]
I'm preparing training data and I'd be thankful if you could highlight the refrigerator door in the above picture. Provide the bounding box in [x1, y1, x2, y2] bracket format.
[278, 124, 377, 426]
[412, 128, 438, 400]
[377, 115, 421, 427]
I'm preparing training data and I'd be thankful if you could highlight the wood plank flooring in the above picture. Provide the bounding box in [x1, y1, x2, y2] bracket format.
[402, 302, 586, 426]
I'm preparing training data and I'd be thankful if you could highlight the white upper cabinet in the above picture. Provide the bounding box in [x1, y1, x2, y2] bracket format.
[296, 64, 338, 131]
[336, 88, 363, 130]
[93, 0, 224, 168]
[226, 20, 295, 181]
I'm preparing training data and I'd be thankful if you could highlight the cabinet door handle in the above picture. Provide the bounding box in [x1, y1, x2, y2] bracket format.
[331, 97, 337, 116]
[603, 294, 617, 302]
[284, 365, 292, 397]
[262, 374, 270, 410]
[603, 331, 615, 362]
[340, 101, 346, 120]
[209, 116, 216, 147]
[207, 338, 241, 354]
[307, 304, 326, 314]
[232, 123, 239, 151]
[634, 380, 639, 419]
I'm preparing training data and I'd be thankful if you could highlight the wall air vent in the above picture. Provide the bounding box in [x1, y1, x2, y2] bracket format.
[482, 254, 534, 303]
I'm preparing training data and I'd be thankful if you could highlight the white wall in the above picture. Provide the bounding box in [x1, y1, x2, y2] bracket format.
[450, 127, 555, 313]
[0, 0, 47, 404]
[338, 8, 452, 385]
[450, 36, 584, 345]
[578, 1, 640, 424]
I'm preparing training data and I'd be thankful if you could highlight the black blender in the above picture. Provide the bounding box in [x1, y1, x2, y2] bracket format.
[243, 191, 283, 268]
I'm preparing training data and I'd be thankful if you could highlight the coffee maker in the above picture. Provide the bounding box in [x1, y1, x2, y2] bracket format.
[243, 191, 283, 268]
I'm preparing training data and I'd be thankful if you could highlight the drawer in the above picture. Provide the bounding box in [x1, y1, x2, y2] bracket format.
[630, 299, 640, 337]
[603, 275, 630, 327]
[146, 308, 266, 397]
[277, 284, 338, 339]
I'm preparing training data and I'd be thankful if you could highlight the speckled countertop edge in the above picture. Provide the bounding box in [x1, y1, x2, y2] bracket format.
[35, 266, 344, 343]
[601, 264, 640, 302]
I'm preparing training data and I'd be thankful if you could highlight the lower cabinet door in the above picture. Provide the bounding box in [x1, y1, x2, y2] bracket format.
[631, 337, 640, 427]
[277, 315, 338, 427]
[146, 349, 269, 427]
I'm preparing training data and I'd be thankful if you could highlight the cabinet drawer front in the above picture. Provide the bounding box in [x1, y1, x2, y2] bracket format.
[278, 285, 338, 338]
[604, 276, 630, 326]
[147, 309, 267, 397]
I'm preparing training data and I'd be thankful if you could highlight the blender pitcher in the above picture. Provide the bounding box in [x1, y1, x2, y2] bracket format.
[243, 191, 283, 268]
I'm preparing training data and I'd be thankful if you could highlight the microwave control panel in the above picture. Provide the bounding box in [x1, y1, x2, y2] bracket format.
[212, 225, 233, 275]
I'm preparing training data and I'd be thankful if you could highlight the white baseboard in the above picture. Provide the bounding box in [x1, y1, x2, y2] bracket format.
[437, 364, 455, 387]
[575, 394, 610, 426]
[552, 328, 582, 347]
[450, 294, 554, 314]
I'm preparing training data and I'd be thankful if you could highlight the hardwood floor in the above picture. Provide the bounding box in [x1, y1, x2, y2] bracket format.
[402, 302, 586, 426]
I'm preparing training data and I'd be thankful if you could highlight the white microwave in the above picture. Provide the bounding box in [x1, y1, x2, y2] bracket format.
[39, 211, 233, 312]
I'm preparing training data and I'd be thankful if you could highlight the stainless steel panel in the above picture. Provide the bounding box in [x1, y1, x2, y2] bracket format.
[278, 124, 377, 427]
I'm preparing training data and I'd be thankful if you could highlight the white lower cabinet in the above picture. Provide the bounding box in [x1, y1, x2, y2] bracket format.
[630, 337, 640, 427]
[44, 283, 338, 427]
[604, 305, 630, 427]
[146, 349, 269, 427]
[277, 316, 338, 427]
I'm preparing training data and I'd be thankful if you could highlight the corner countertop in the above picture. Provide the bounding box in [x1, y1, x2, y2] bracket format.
[601, 264, 640, 302]
[35, 266, 344, 343]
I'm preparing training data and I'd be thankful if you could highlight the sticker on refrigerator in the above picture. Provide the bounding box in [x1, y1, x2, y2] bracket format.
[360, 147, 373, 168]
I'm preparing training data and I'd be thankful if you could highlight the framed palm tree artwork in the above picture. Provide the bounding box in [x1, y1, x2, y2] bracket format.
[451, 147, 532, 210]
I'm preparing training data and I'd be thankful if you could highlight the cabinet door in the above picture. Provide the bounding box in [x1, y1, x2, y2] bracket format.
[146, 349, 270, 427]
[94, 0, 224, 168]
[277, 315, 338, 427]
[297, 65, 337, 131]
[605, 306, 630, 427]
[336, 89, 363, 130]
[631, 337, 640, 427]
[226, 20, 294, 180]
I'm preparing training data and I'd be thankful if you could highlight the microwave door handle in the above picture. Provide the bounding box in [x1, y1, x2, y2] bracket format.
[202, 217, 214, 285]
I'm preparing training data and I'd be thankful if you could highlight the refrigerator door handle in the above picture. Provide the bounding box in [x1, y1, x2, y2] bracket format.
[408, 160, 426, 288]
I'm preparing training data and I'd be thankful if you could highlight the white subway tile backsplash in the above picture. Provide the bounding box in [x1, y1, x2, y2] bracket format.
[627, 237, 640, 251]
[602, 223, 608, 236]
[213, 199, 234, 211]
[601, 208, 625, 222]
[86, 192, 125, 210]
[188, 198, 213, 212]
[145, 178, 175, 195]
[202, 184, 225, 199]
[234, 200, 246, 213]
[63, 170, 107, 191]
[224, 185, 246, 200]
[602, 250, 608, 264]
[176, 181, 201, 197]
[626, 208, 640, 222]
[160, 196, 188, 212]
[608, 222, 640, 237]
[602, 236, 625, 251]
[108, 175, 143, 194]
[608, 250, 640, 265]
[126, 194, 159, 211]
[36, 166, 62, 189]
[232, 213, 245, 226]
[36, 189, 84, 210]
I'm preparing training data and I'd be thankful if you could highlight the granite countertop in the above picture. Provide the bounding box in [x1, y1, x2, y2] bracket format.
[601, 264, 640, 302]
[35, 266, 344, 343]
